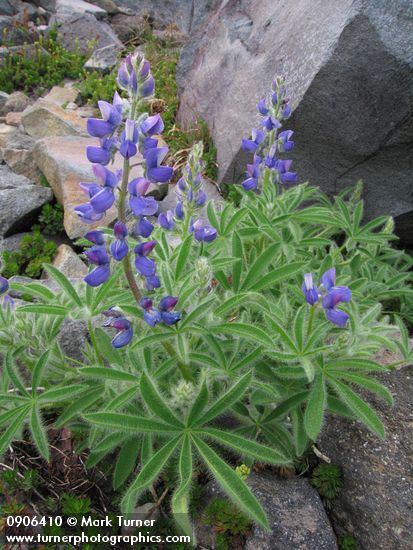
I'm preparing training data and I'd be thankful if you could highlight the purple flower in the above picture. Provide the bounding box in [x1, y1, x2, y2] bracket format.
[110, 222, 129, 261]
[144, 147, 173, 183]
[278, 130, 294, 152]
[262, 116, 281, 131]
[159, 295, 181, 325]
[140, 114, 164, 136]
[158, 210, 175, 230]
[190, 219, 217, 242]
[120, 119, 139, 159]
[320, 268, 336, 291]
[257, 99, 269, 116]
[135, 241, 157, 256]
[324, 308, 350, 328]
[84, 245, 110, 287]
[90, 187, 116, 214]
[0, 276, 9, 294]
[140, 297, 161, 326]
[175, 201, 184, 220]
[134, 216, 154, 237]
[302, 273, 319, 305]
[141, 75, 155, 97]
[277, 159, 297, 184]
[85, 230, 105, 245]
[135, 241, 157, 278]
[87, 96, 122, 138]
[322, 287, 352, 310]
[130, 195, 158, 217]
[144, 274, 161, 291]
[86, 137, 117, 166]
[242, 154, 261, 191]
[74, 203, 104, 224]
[103, 317, 133, 348]
[242, 128, 265, 152]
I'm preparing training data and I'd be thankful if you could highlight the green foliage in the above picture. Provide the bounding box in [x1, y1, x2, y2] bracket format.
[36, 203, 64, 235]
[311, 463, 343, 508]
[0, 28, 87, 95]
[204, 497, 251, 537]
[61, 493, 91, 515]
[1, 229, 58, 278]
[77, 70, 118, 105]
[339, 534, 358, 550]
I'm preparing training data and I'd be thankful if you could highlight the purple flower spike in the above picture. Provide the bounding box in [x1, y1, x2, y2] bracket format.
[0, 276, 9, 294]
[85, 265, 110, 287]
[320, 268, 336, 291]
[158, 210, 175, 230]
[75, 203, 104, 224]
[141, 75, 155, 97]
[196, 190, 207, 207]
[302, 273, 319, 305]
[140, 297, 161, 326]
[144, 147, 173, 183]
[325, 308, 349, 328]
[120, 119, 139, 159]
[175, 201, 184, 220]
[134, 216, 154, 237]
[85, 230, 105, 245]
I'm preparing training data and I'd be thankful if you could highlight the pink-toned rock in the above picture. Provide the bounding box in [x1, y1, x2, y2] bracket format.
[5, 111, 22, 127]
[0, 123, 17, 149]
[21, 99, 87, 138]
[51, 244, 88, 278]
[34, 136, 144, 239]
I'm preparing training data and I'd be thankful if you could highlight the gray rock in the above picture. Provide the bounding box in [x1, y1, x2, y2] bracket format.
[90, 0, 119, 14]
[4, 91, 32, 113]
[109, 13, 147, 43]
[21, 98, 87, 138]
[84, 44, 121, 73]
[54, 0, 107, 22]
[318, 366, 413, 550]
[197, 472, 338, 550]
[177, 0, 413, 233]
[0, 0, 18, 16]
[2, 131, 41, 182]
[0, 91, 9, 114]
[57, 318, 89, 364]
[55, 13, 122, 54]
[0, 232, 29, 253]
[0, 15, 34, 45]
[0, 184, 53, 237]
[43, 85, 80, 107]
[50, 244, 88, 279]
[0, 164, 31, 190]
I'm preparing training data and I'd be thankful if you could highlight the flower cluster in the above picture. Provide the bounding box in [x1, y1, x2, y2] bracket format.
[134, 240, 160, 291]
[241, 77, 297, 191]
[102, 308, 133, 348]
[302, 268, 352, 327]
[140, 296, 181, 327]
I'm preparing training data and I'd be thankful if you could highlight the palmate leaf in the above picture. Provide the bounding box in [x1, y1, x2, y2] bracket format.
[210, 323, 273, 348]
[171, 435, 193, 536]
[113, 437, 141, 490]
[5, 351, 29, 397]
[180, 297, 215, 329]
[0, 406, 29, 457]
[31, 351, 49, 395]
[241, 243, 279, 290]
[17, 304, 69, 316]
[55, 387, 104, 428]
[200, 428, 289, 464]
[121, 436, 181, 514]
[262, 391, 309, 423]
[327, 377, 385, 438]
[192, 435, 268, 529]
[38, 384, 89, 403]
[332, 371, 393, 405]
[248, 262, 305, 292]
[186, 380, 209, 426]
[84, 412, 181, 434]
[43, 264, 83, 307]
[79, 367, 138, 384]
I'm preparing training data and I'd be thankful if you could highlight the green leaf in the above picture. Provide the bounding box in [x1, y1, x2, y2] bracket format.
[304, 374, 326, 441]
[0, 405, 29, 427]
[140, 372, 183, 427]
[195, 372, 252, 426]
[201, 428, 289, 463]
[43, 264, 83, 307]
[94, 328, 123, 365]
[121, 436, 181, 514]
[207, 201, 220, 230]
[175, 236, 192, 281]
[171, 435, 193, 536]
[328, 378, 385, 438]
[241, 244, 279, 290]
[193, 435, 268, 529]
[93, 432, 127, 454]
[180, 297, 215, 329]
[214, 293, 248, 317]
[31, 351, 49, 395]
[79, 367, 139, 384]
[0, 406, 28, 457]
[186, 381, 209, 426]
[293, 306, 306, 352]
[326, 358, 387, 373]
[210, 323, 273, 348]
[84, 412, 181, 433]
[5, 351, 30, 397]
[10, 282, 55, 301]
[38, 385, 89, 403]
[249, 262, 304, 291]
[17, 304, 69, 316]
[30, 405, 49, 461]
[265, 316, 297, 352]
[334, 372, 393, 405]
[232, 231, 243, 292]
[113, 437, 140, 490]
[291, 408, 308, 456]
[262, 391, 309, 423]
[55, 387, 104, 428]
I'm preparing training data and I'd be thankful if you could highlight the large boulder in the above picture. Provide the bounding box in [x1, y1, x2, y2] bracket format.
[0, 166, 53, 237]
[54, 13, 122, 54]
[34, 136, 144, 239]
[177, 0, 413, 231]
[197, 472, 338, 549]
[53, 0, 107, 22]
[318, 366, 413, 550]
[21, 99, 87, 138]
[2, 131, 41, 183]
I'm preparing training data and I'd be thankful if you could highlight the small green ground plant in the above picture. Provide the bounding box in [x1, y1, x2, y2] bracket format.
[0, 48, 411, 545]
[1, 229, 57, 278]
[310, 463, 343, 509]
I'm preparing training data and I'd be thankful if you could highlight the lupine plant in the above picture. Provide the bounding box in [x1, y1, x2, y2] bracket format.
[0, 49, 412, 539]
